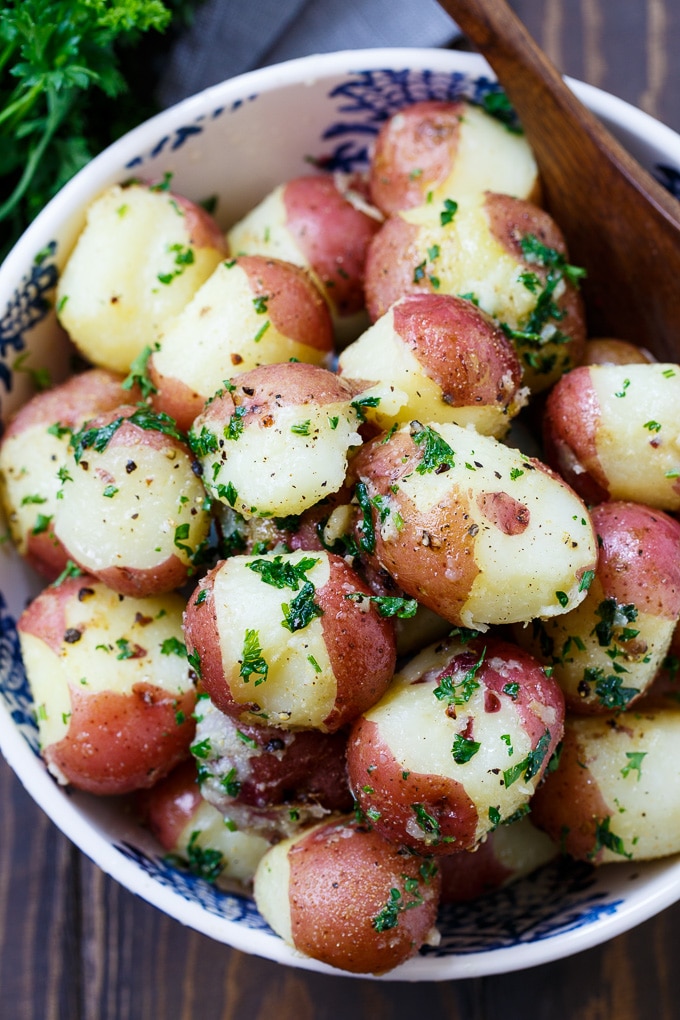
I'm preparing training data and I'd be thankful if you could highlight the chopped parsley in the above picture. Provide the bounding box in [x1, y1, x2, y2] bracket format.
[503, 729, 552, 788]
[281, 581, 323, 633]
[122, 343, 158, 400]
[344, 594, 419, 619]
[410, 421, 455, 475]
[590, 816, 632, 860]
[451, 734, 480, 764]
[621, 751, 647, 780]
[239, 629, 269, 686]
[71, 406, 184, 464]
[433, 648, 486, 706]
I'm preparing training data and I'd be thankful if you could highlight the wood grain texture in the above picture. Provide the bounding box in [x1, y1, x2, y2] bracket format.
[1, 3, 680, 1017]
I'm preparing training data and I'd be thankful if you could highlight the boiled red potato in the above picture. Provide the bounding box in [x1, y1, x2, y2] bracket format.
[18, 577, 196, 794]
[369, 98, 540, 215]
[189, 362, 362, 520]
[227, 174, 382, 344]
[0, 369, 138, 579]
[56, 181, 228, 373]
[350, 420, 598, 629]
[140, 759, 270, 885]
[365, 191, 586, 392]
[254, 815, 441, 975]
[188, 693, 352, 841]
[438, 815, 557, 903]
[183, 548, 396, 732]
[149, 255, 334, 431]
[347, 634, 564, 855]
[514, 502, 680, 714]
[530, 707, 680, 863]
[338, 293, 526, 438]
[53, 405, 211, 597]
[543, 362, 680, 509]
[581, 337, 655, 366]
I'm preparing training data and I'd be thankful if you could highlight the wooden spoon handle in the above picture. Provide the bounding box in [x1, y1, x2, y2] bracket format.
[439, 0, 680, 227]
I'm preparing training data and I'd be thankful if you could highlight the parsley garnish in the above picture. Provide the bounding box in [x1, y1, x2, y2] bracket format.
[433, 648, 486, 705]
[503, 729, 552, 788]
[451, 734, 480, 764]
[122, 343, 158, 400]
[355, 481, 376, 554]
[590, 816, 632, 860]
[621, 751, 647, 780]
[410, 421, 455, 474]
[239, 629, 269, 686]
[344, 594, 419, 619]
[247, 554, 319, 591]
[160, 636, 187, 657]
[71, 406, 184, 463]
[281, 581, 323, 633]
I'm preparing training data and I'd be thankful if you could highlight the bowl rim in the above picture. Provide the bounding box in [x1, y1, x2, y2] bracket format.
[2, 45, 680, 982]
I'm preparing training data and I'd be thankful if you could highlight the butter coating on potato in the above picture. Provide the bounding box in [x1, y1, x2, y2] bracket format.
[351, 421, 598, 629]
[347, 635, 564, 854]
[54, 405, 211, 596]
[183, 549, 396, 732]
[189, 362, 361, 520]
[543, 362, 680, 509]
[18, 577, 196, 794]
[56, 182, 228, 373]
[514, 501, 680, 713]
[338, 293, 526, 437]
[254, 815, 441, 974]
[149, 255, 334, 431]
[369, 99, 540, 214]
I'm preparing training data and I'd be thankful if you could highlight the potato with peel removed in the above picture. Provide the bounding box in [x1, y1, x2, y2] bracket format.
[338, 293, 525, 438]
[18, 578, 196, 795]
[182, 549, 396, 733]
[149, 255, 334, 432]
[369, 99, 541, 215]
[189, 362, 362, 520]
[254, 815, 441, 975]
[350, 420, 598, 630]
[54, 405, 211, 597]
[543, 362, 680, 509]
[514, 501, 680, 714]
[347, 635, 564, 855]
[56, 181, 228, 373]
[0, 369, 138, 580]
[365, 191, 586, 392]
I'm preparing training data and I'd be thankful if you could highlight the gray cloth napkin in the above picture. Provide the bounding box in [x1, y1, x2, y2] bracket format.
[157, 0, 459, 107]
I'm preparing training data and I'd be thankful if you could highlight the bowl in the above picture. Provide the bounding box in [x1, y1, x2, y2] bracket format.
[1, 46, 680, 982]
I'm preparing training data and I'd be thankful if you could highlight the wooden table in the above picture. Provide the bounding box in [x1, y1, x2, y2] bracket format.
[2, 3, 680, 1016]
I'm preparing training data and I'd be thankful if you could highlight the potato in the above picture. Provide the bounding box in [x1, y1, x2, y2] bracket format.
[56, 182, 228, 373]
[365, 191, 586, 391]
[188, 694, 352, 841]
[369, 99, 540, 214]
[337, 293, 526, 438]
[254, 815, 441, 974]
[189, 362, 361, 520]
[0, 369, 137, 579]
[18, 577, 196, 794]
[140, 759, 270, 886]
[530, 707, 680, 863]
[581, 337, 655, 366]
[543, 362, 680, 509]
[149, 255, 334, 431]
[52, 405, 211, 596]
[438, 815, 557, 903]
[514, 502, 680, 713]
[227, 174, 382, 343]
[183, 549, 396, 732]
[351, 420, 598, 629]
[347, 635, 564, 854]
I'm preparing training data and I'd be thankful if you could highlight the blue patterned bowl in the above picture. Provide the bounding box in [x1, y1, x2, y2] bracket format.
[1, 48, 680, 980]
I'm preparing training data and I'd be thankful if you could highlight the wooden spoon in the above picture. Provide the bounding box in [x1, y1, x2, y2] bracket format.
[437, 0, 680, 358]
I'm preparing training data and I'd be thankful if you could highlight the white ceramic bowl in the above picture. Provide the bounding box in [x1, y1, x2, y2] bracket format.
[1, 47, 680, 982]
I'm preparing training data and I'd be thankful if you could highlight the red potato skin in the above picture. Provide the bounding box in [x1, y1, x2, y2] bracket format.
[529, 719, 615, 862]
[138, 759, 203, 850]
[282, 176, 382, 316]
[45, 682, 196, 796]
[286, 817, 441, 974]
[149, 255, 334, 431]
[183, 553, 396, 732]
[65, 405, 201, 597]
[438, 839, 514, 904]
[369, 101, 466, 215]
[2, 369, 139, 580]
[365, 215, 422, 322]
[581, 338, 654, 366]
[542, 366, 611, 504]
[592, 502, 680, 619]
[348, 639, 564, 854]
[18, 575, 196, 795]
[392, 293, 522, 407]
[164, 189, 229, 255]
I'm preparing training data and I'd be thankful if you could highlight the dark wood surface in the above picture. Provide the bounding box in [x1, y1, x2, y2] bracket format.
[3, 4, 680, 1017]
